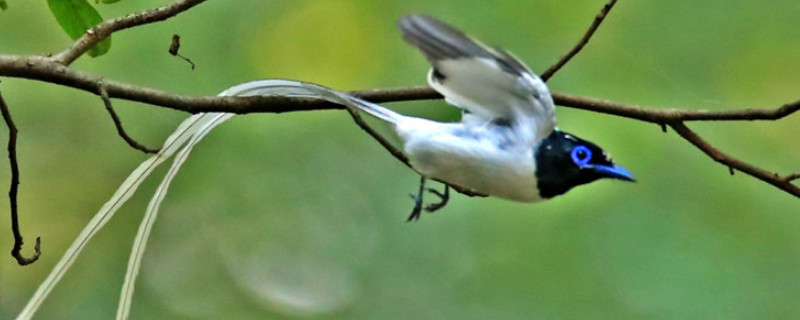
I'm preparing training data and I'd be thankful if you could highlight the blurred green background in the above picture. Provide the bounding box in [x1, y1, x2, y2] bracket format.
[1, 0, 799, 319]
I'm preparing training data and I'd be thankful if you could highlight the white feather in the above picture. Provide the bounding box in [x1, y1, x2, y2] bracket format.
[14, 112, 219, 320]
[116, 113, 231, 320]
[430, 58, 556, 144]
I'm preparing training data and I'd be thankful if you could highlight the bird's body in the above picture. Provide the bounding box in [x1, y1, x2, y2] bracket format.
[397, 118, 542, 201]
[389, 14, 632, 207]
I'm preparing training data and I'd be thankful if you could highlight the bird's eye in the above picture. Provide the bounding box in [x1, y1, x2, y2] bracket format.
[570, 145, 592, 166]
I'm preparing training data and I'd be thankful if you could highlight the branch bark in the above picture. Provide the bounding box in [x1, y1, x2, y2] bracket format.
[0, 88, 41, 265]
[540, 0, 617, 81]
[3, 54, 798, 122]
[0, 53, 798, 198]
[98, 85, 160, 154]
[669, 122, 800, 197]
[52, 0, 208, 66]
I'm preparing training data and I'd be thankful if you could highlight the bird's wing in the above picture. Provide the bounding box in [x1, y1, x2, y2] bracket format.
[398, 14, 556, 141]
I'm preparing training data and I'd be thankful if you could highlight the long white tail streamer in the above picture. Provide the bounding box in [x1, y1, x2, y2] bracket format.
[115, 80, 405, 319]
[15, 113, 215, 320]
[115, 113, 231, 320]
[17, 79, 395, 320]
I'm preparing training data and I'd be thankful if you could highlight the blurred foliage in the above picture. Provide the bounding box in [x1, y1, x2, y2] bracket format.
[0, 0, 799, 319]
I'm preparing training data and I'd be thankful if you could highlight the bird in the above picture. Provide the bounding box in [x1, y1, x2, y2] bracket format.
[390, 14, 635, 220]
[213, 14, 634, 221]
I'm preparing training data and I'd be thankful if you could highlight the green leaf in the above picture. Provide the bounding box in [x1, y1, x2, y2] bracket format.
[46, 0, 111, 57]
[0, 0, 7, 12]
[96, 0, 121, 4]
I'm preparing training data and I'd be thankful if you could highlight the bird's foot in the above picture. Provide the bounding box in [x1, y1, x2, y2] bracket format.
[424, 185, 450, 212]
[407, 178, 451, 221]
[407, 192, 424, 222]
[407, 176, 427, 222]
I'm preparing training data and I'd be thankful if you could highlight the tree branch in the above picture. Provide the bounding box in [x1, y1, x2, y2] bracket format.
[3, 55, 798, 122]
[553, 92, 800, 123]
[554, 92, 800, 123]
[0, 87, 41, 266]
[540, 0, 617, 81]
[52, 0, 208, 66]
[345, 108, 411, 168]
[344, 107, 486, 197]
[669, 122, 800, 197]
[98, 85, 160, 154]
[1, 54, 798, 199]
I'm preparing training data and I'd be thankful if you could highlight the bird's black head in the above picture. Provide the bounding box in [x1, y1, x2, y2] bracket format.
[534, 130, 634, 199]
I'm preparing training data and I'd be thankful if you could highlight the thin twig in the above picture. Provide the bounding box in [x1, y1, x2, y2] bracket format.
[0, 87, 41, 265]
[554, 92, 800, 123]
[669, 121, 800, 198]
[785, 173, 800, 183]
[540, 0, 618, 81]
[344, 107, 485, 197]
[344, 108, 411, 168]
[52, 0, 208, 65]
[99, 86, 160, 154]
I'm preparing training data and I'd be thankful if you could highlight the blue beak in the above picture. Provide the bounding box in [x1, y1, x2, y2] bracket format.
[588, 164, 636, 182]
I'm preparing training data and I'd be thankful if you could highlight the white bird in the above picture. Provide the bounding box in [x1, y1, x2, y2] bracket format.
[392, 14, 634, 219]
[214, 14, 634, 220]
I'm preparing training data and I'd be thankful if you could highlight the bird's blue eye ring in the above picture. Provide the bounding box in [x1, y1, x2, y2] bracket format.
[571, 145, 592, 166]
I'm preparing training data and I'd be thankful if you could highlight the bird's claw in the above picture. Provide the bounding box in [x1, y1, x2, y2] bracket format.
[424, 186, 449, 212]
[407, 193, 423, 222]
[406, 177, 451, 221]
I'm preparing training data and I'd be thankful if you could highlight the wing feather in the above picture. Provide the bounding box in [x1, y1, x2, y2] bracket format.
[398, 14, 556, 142]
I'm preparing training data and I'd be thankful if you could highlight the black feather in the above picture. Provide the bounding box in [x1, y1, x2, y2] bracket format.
[398, 14, 528, 76]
